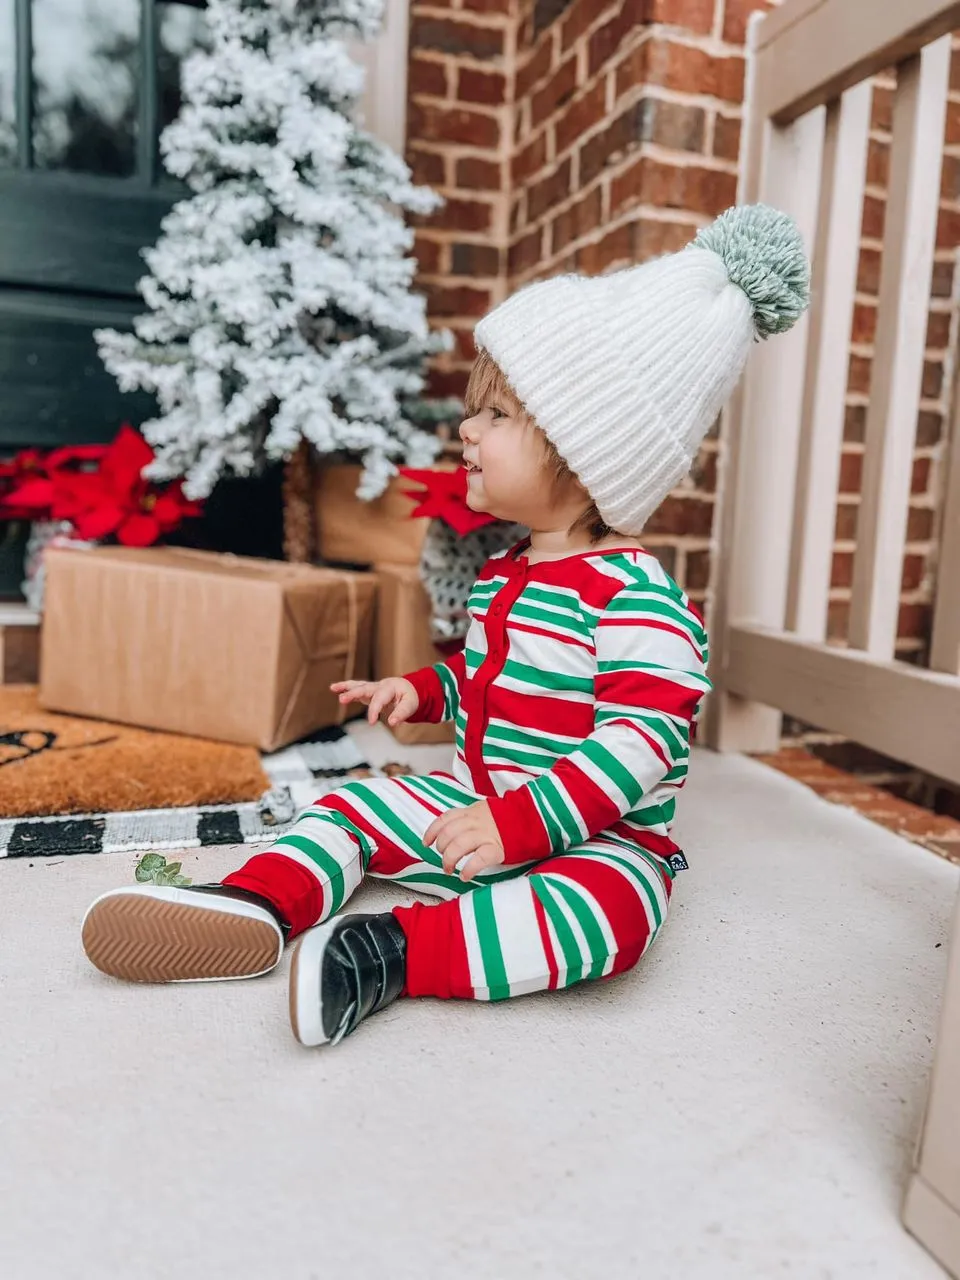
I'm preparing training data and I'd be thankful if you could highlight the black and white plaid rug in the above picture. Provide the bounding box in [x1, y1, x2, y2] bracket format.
[0, 725, 371, 859]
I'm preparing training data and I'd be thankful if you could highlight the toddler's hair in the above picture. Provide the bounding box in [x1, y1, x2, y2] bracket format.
[464, 349, 616, 543]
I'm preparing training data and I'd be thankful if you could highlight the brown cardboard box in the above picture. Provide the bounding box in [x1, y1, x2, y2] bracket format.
[316, 462, 456, 567]
[374, 562, 456, 747]
[903, 890, 960, 1277]
[40, 546, 376, 751]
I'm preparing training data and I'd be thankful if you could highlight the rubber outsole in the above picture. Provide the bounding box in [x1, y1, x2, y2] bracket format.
[288, 921, 336, 1047]
[81, 892, 283, 983]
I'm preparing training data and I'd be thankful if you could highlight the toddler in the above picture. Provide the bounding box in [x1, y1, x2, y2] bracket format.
[81, 204, 808, 1047]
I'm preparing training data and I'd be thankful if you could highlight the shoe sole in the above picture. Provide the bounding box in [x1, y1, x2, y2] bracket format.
[288, 919, 339, 1047]
[82, 888, 284, 983]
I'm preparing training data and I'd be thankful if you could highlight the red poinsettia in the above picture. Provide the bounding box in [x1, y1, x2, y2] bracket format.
[0, 426, 201, 546]
[398, 466, 498, 537]
[0, 444, 108, 520]
[49, 425, 202, 546]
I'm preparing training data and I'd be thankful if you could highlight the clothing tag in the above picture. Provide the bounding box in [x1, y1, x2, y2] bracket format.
[668, 852, 689, 874]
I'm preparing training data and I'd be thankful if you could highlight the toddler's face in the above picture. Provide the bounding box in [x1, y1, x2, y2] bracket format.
[459, 400, 584, 529]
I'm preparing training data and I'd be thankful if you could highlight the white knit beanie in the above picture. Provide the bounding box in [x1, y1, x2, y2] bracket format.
[474, 204, 810, 535]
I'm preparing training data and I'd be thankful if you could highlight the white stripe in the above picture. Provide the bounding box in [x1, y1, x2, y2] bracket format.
[459, 893, 490, 1001]
[488, 880, 550, 997]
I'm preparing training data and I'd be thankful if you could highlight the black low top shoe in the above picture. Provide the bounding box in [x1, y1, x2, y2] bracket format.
[289, 912, 407, 1046]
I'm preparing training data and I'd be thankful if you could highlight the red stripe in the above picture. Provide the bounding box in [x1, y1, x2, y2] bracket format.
[531, 888, 560, 990]
[595, 669, 703, 719]
[506, 618, 594, 651]
[223, 852, 323, 937]
[487, 685, 594, 737]
[536, 853, 654, 972]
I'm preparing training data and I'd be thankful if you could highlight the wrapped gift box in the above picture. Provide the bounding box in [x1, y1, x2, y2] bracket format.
[315, 461, 457, 567]
[903, 889, 960, 1277]
[40, 546, 375, 751]
[375, 562, 456, 747]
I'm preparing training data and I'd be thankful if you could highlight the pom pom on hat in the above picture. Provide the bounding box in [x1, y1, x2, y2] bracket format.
[690, 203, 810, 339]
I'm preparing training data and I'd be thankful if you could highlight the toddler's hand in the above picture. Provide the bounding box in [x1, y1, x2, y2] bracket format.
[331, 677, 419, 727]
[424, 801, 505, 883]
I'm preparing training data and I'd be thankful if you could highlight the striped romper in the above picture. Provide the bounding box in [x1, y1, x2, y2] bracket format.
[223, 540, 711, 1002]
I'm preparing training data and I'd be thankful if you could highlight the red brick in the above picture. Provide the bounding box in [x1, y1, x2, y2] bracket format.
[516, 37, 554, 100]
[561, 0, 611, 50]
[937, 205, 960, 251]
[527, 157, 572, 221]
[722, 0, 774, 45]
[907, 505, 934, 541]
[407, 101, 500, 149]
[576, 222, 636, 273]
[455, 156, 502, 190]
[941, 154, 960, 202]
[901, 554, 925, 591]
[843, 403, 866, 443]
[407, 146, 446, 187]
[866, 137, 889, 187]
[645, 0, 718, 36]
[410, 17, 504, 60]
[850, 302, 876, 345]
[932, 259, 955, 298]
[834, 503, 858, 540]
[912, 456, 932, 496]
[532, 54, 578, 127]
[831, 551, 853, 589]
[461, 0, 512, 12]
[533, 0, 579, 38]
[450, 327, 478, 362]
[551, 187, 603, 253]
[634, 217, 697, 259]
[857, 247, 881, 295]
[408, 55, 448, 99]
[871, 84, 893, 132]
[642, 38, 745, 103]
[417, 195, 493, 233]
[579, 98, 705, 187]
[923, 359, 943, 398]
[614, 42, 647, 101]
[457, 67, 507, 106]
[423, 282, 492, 318]
[916, 411, 943, 446]
[685, 549, 711, 591]
[926, 309, 951, 349]
[428, 367, 470, 399]
[691, 447, 718, 492]
[897, 602, 930, 641]
[555, 80, 608, 154]
[861, 194, 885, 240]
[451, 242, 502, 276]
[588, 1, 646, 78]
[847, 354, 871, 392]
[508, 228, 544, 276]
[838, 450, 863, 494]
[512, 132, 548, 185]
[412, 235, 442, 275]
[611, 155, 737, 219]
[946, 98, 960, 145]
[713, 112, 741, 161]
[644, 495, 715, 537]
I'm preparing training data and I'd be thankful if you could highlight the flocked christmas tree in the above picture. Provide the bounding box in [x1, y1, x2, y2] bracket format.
[96, 0, 452, 507]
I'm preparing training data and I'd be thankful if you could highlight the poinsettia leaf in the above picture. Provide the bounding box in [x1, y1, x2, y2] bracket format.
[116, 513, 161, 547]
[98, 425, 154, 501]
[46, 443, 109, 471]
[3, 477, 55, 511]
[72, 503, 125, 540]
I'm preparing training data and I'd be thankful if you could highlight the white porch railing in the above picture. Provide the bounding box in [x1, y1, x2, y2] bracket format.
[706, 0, 960, 788]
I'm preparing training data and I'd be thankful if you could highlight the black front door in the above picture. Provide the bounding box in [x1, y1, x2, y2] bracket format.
[0, 0, 207, 592]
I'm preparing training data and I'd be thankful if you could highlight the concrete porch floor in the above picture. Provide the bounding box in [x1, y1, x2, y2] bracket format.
[1, 728, 956, 1279]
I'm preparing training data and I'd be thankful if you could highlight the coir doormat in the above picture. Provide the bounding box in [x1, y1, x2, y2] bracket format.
[0, 686, 270, 819]
[0, 688, 381, 859]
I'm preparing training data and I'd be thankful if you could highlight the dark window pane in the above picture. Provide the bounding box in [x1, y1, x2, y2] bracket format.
[32, 0, 140, 176]
[157, 1, 208, 171]
[0, 0, 14, 164]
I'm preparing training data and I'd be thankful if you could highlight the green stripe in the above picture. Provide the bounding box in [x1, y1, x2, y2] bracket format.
[548, 877, 610, 980]
[339, 781, 442, 867]
[501, 658, 593, 693]
[533, 773, 583, 848]
[434, 662, 459, 719]
[531, 877, 584, 986]
[471, 891, 510, 1001]
[273, 831, 349, 914]
[578, 737, 644, 807]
